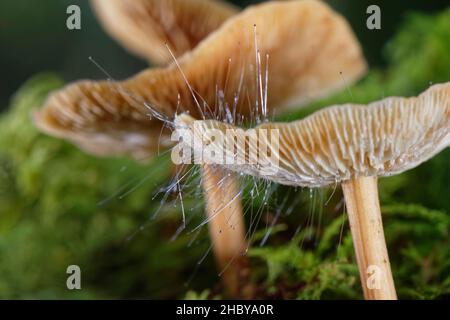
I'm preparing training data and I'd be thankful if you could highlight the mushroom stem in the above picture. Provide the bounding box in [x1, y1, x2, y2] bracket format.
[341, 176, 397, 300]
[201, 164, 250, 298]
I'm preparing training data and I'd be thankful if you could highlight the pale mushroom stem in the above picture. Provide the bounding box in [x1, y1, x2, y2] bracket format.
[201, 164, 250, 298]
[341, 176, 397, 300]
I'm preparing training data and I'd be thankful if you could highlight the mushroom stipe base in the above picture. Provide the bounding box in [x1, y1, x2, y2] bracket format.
[342, 176, 397, 300]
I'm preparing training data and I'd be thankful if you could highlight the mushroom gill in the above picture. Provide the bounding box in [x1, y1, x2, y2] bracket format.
[91, 0, 239, 64]
[34, 80, 172, 159]
[35, 0, 367, 159]
[175, 82, 450, 188]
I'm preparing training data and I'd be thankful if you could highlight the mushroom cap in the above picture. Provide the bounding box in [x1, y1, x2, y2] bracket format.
[35, 0, 366, 159]
[91, 0, 238, 64]
[175, 82, 450, 187]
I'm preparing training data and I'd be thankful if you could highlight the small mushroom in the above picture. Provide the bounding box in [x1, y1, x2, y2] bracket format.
[35, 0, 366, 297]
[91, 0, 239, 64]
[174, 82, 450, 299]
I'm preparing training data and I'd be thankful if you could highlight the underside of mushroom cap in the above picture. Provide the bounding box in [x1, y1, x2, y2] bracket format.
[175, 82, 450, 188]
[35, 0, 366, 159]
[91, 0, 238, 64]
[34, 80, 172, 159]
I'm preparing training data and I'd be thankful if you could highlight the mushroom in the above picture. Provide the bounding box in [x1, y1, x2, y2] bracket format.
[91, 0, 239, 64]
[34, 0, 366, 297]
[174, 82, 450, 299]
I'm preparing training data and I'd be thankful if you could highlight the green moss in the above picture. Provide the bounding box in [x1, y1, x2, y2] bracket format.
[0, 74, 211, 298]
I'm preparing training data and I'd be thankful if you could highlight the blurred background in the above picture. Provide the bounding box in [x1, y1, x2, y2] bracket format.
[0, 0, 449, 299]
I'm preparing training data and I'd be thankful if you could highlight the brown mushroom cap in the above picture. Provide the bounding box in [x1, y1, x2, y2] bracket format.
[175, 82, 450, 187]
[91, 0, 239, 64]
[35, 0, 366, 159]
[33, 80, 173, 159]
